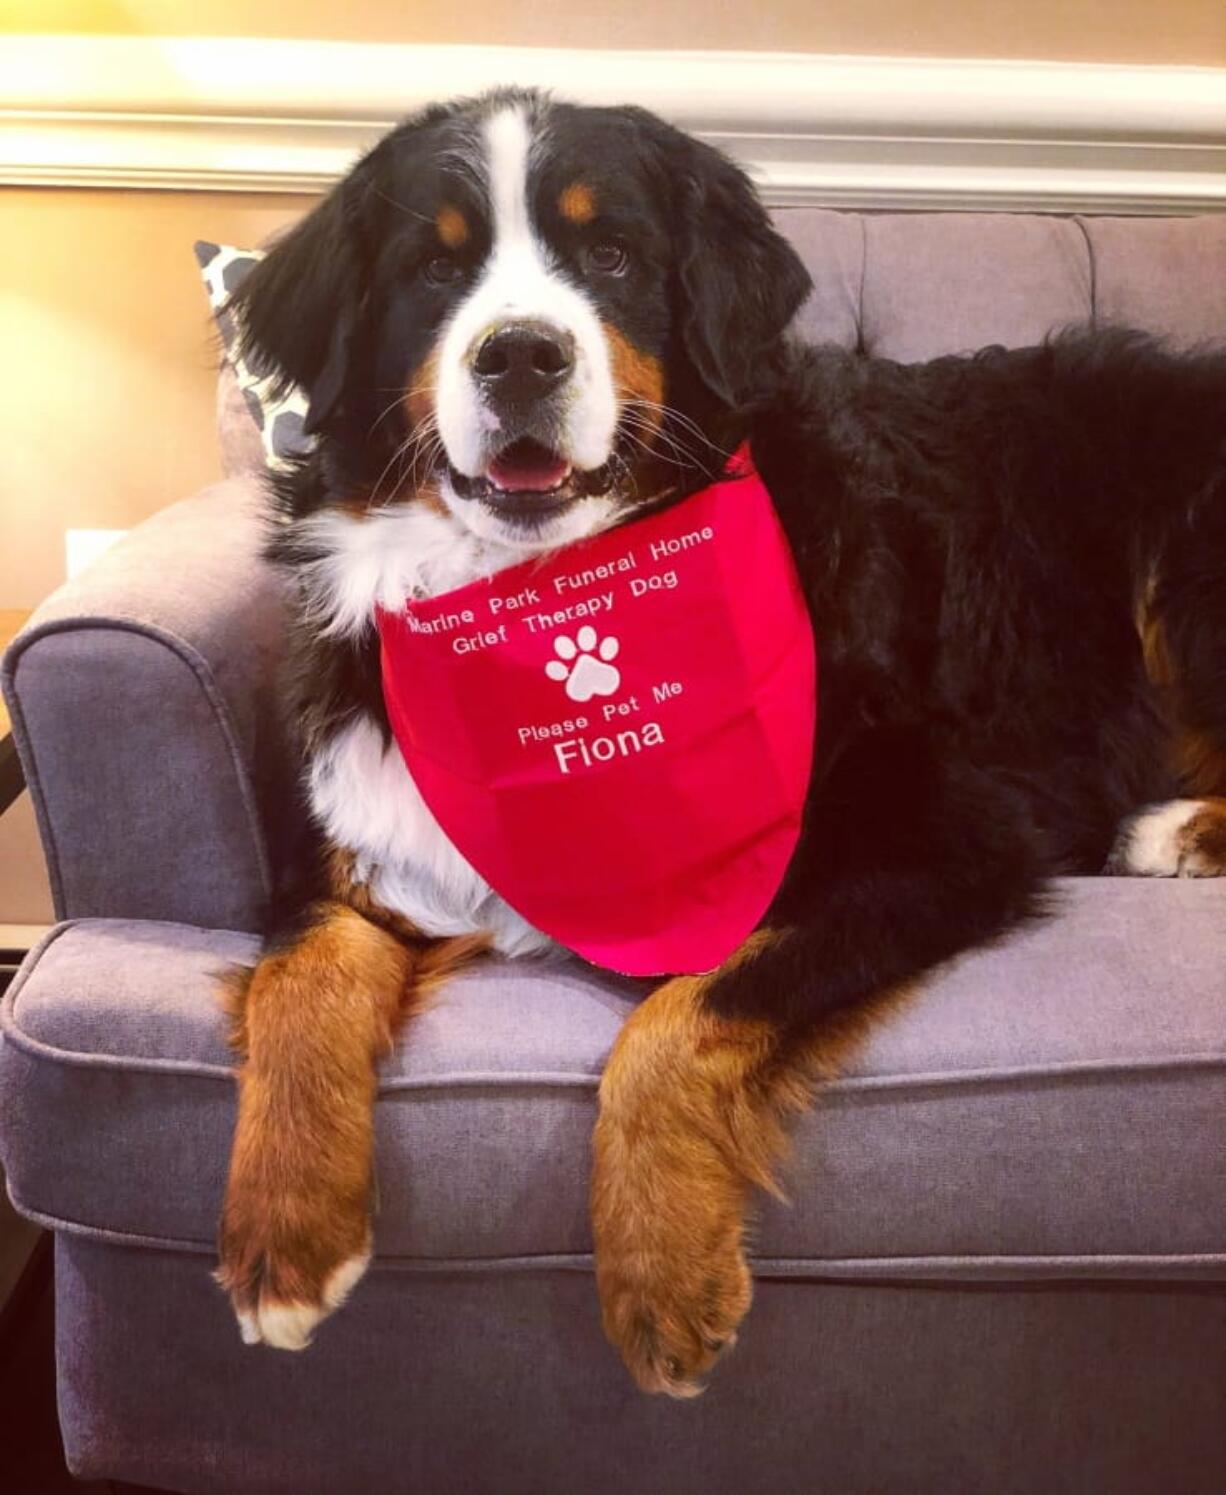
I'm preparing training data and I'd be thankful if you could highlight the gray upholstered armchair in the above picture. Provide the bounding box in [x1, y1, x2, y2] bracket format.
[3, 208, 1225, 1494]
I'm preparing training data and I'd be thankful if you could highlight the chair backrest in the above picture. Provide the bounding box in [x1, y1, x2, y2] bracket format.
[778, 207, 1226, 360]
[218, 209, 1226, 475]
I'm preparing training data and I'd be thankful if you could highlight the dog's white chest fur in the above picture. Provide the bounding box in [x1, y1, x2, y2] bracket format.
[309, 716, 550, 956]
[298, 502, 555, 956]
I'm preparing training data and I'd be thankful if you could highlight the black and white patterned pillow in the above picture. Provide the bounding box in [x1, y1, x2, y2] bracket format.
[194, 241, 313, 473]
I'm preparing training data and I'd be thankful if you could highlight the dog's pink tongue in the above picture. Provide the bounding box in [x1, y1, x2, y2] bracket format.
[488, 446, 571, 493]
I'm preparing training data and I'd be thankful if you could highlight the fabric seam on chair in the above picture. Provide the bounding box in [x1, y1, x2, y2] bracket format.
[3, 617, 274, 915]
[855, 213, 867, 354]
[7, 922, 1226, 1092]
[10, 1195, 1226, 1282]
[6, 922, 1225, 1093]
[6, 984, 1226, 1095]
[1074, 215, 1099, 328]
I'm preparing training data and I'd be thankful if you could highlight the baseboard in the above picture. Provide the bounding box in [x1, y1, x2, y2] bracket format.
[0, 925, 48, 994]
[2, 36, 1226, 212]
[0, 924, 51, 951]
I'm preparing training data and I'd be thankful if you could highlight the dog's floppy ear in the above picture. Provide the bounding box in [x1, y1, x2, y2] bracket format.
[230, 172, 368, 435]
[671, 141, 812, 410]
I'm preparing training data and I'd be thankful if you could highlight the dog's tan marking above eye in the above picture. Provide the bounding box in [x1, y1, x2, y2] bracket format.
[559, 181, 597, 225]
[436, 204, 469, 249]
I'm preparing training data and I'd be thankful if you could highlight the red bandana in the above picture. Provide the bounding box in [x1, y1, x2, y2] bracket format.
[377, 447, 817, 975]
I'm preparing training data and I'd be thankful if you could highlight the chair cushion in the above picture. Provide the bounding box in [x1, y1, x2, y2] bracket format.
[2, 879, 1224, 1280]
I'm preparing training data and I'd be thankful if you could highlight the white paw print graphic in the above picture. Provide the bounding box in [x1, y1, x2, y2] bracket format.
[545, 626, 621, 702]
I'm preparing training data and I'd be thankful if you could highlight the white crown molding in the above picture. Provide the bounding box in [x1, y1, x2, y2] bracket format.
[3, 35, 1226, 212]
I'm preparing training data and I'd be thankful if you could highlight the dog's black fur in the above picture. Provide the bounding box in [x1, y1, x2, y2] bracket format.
[235, 90, 1226, 1030]
[747, 327, 1226, 1023]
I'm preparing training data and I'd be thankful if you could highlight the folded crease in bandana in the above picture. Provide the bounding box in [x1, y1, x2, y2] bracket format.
[377, 445, 818, 976]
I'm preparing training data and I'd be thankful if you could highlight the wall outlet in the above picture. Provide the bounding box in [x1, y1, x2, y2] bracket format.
[66, 528, 128, 579]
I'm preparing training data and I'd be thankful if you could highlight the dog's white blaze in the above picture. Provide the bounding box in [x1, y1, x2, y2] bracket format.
[487, 103, 533, 254]
[309, 715, 551, 957]
[434, 103, 618, 499]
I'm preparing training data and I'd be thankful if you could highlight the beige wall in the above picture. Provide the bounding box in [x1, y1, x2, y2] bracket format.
[0, 798, 54, 925]
[1, 190, 309, 926]
[9, 0, 1226, 64]
[1, 190, 308, 611]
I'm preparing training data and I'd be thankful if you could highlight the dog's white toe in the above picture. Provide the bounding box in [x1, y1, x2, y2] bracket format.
[230, 1248, 372, 1350]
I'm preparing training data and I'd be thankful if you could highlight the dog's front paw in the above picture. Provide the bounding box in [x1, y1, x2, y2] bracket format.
[216, 1167, 371, 1351]
[592, 1118, 753, 1397]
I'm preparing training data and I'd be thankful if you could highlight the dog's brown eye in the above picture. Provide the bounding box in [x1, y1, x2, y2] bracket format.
[585, 242, 628, 276]
[424, 255, 465, 287]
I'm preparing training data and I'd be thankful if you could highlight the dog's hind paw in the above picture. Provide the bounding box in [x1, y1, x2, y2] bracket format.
[1107, 798, 1226, 878]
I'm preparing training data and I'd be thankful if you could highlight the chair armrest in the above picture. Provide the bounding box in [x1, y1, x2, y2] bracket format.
[1, 479, 294, 931]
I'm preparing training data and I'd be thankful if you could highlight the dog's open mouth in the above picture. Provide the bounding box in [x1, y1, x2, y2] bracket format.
[448, 438, 615, 522]
[488, 438, 572, 494]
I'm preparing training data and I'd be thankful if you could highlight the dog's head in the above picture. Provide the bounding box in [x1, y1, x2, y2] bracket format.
[234, 89, 811, 552]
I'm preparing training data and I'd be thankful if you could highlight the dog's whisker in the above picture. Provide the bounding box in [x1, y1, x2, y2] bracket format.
[619, 413, 697, 460]
[634, 396, 727, 449]
[368, 431, 420, 509]
[411, 424, 448, 487]
[618, 427, 693, 481]
[618, 413, 704, 473]
[367, 393, 410, 440]
[408, 434, 446, 491]
[617, 396, 722, 468]
[622, 394, 732, 463]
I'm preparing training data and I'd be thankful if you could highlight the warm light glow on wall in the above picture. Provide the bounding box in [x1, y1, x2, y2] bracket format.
[0, 2, 182, 33]
[3, 2, 1226, 67]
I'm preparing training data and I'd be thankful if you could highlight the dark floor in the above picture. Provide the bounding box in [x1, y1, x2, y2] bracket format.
[0, 1235, 175, 1495]
[0, 966, 179, 1494]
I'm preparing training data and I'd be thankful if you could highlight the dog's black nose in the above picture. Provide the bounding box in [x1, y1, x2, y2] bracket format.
[473, 321, 575, 402]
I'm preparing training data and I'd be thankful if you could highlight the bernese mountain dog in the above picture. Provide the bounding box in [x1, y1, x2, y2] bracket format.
[216, 87, 1226, 1397]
